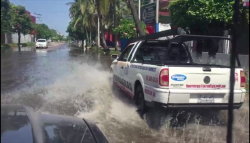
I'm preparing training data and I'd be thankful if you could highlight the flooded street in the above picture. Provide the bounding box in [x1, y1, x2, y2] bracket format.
[1, 44, 249, 143]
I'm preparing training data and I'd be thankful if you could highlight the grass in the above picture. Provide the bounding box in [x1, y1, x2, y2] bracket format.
[26, 42, 35, 47]
[1, 44, 11, 49]
[109, 50, 121, 55]
[1, 44, 11, 53]
[1, 42, 35, 49]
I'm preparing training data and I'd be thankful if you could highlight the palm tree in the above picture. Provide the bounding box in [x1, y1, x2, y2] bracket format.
[67, 0, 135, 49]
[68, 0, 95, 47]
[68, 0, 110, 49]
[127, 0, 145, 36]
[95, 0, 112, 49]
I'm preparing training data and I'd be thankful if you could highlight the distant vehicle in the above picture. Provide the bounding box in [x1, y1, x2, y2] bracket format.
[36, 39, 48, 49]
[110, 34, 246, 115]
[1, 104, 109, 143]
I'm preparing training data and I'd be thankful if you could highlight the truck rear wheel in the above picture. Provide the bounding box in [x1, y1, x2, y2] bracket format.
[136, 85, 147, 116]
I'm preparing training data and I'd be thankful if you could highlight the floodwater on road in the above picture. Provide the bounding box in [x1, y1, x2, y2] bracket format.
[1, 44, 249, 143]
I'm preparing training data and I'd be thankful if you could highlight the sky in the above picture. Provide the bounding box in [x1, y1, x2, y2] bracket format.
[10, 0, 74, 36]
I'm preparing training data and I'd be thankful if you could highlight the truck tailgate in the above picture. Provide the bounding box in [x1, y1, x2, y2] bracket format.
[168, 67, 243, 90]
[166, 67, 245, 104]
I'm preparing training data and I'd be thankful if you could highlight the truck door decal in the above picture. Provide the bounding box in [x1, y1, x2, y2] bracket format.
[114, 75, 133, 91]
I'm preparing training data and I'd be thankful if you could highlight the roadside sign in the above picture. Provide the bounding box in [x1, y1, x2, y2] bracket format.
[242, 0, 249, 7]
[141, 3, 156, 25]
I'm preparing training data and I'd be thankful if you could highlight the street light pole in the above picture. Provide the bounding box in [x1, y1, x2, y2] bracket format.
[155, 0, 159, 32]
[138, 0, 141, 20]
[97, 17, 100, 48]
[137, 0, 141, 37]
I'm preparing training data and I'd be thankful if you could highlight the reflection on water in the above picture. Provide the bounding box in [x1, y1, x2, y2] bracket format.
[1, 106, 33, 143]
[1, 44, 249, 143]
[35, 49, 48, 53]
[12, 47, 36, 52]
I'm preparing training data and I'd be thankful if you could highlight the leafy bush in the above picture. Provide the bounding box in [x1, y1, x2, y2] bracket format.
[112, 19, 147, 39]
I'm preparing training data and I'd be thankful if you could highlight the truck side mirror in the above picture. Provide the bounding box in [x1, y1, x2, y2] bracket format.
[111, 54, 118, 60]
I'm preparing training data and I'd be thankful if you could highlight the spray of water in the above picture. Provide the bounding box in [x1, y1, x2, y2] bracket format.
[1, 55, 249, 143]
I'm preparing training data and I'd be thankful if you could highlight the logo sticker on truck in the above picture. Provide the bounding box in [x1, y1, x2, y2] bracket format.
[130, 65, 157, 72]
[186, 84, 226, 89]
[170, 84, 184, 88]
[171, 74, 187, 81]
[145, 89, 155, 97]
[146, 75, 158, 83]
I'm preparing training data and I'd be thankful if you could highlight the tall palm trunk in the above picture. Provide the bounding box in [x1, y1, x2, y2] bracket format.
[95, 0, 108, 49]
[128, 0, 145, 36]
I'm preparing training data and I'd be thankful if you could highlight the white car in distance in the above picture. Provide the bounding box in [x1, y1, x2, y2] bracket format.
[36, 39, 48, 49]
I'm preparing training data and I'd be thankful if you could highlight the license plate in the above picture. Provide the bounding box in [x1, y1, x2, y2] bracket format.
[197, 95, 214, 103]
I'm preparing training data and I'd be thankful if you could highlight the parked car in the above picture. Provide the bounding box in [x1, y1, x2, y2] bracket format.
[1, 104, 109, 143]
[110, 34, 246, 115]
[36, 39, 48, 49]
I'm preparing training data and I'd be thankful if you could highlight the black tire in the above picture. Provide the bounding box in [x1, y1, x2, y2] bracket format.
[136, 85, 147, 116]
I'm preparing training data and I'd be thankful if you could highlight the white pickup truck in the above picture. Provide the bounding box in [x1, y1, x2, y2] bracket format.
[110, 35, 246, 114]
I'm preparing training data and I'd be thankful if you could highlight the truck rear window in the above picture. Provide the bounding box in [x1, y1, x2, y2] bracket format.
[37, 40, 46, 42]
[134, 42, 189, 64]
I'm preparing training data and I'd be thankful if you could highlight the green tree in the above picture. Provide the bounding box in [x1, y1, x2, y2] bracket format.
[68, 0, 98, 48]
[1, 0, 12, 34]
[34, 23, 61, 41]
[66, 0, 139, 49]
[169, 0, 235, 35]
[66, 21, 86, 48]
[169, 0, 248, 58]
[50, 29, 58, 38]
[35, 24, 51, 39]
[11, 5, 33, 51]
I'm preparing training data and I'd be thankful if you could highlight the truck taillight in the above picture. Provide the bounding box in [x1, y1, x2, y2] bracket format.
[159, 68, 169, 86]
[240, 70, 246, 88]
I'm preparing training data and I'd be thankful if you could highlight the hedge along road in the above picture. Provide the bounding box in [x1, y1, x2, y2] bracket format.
[1, 44, 249, 143]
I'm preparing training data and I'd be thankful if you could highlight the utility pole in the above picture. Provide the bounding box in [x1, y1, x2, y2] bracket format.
[137, 0, 141, 37]
[97, 17, 100, 48]
[113, 0, 118, 50]
[155, 0, 159, 32]
[138, 0, 141, 20]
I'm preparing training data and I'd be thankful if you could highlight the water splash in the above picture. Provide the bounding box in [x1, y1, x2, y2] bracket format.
[1, 54, 249, 143]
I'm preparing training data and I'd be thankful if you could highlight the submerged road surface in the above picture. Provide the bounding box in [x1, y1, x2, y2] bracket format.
[1, 44, 249, 143]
